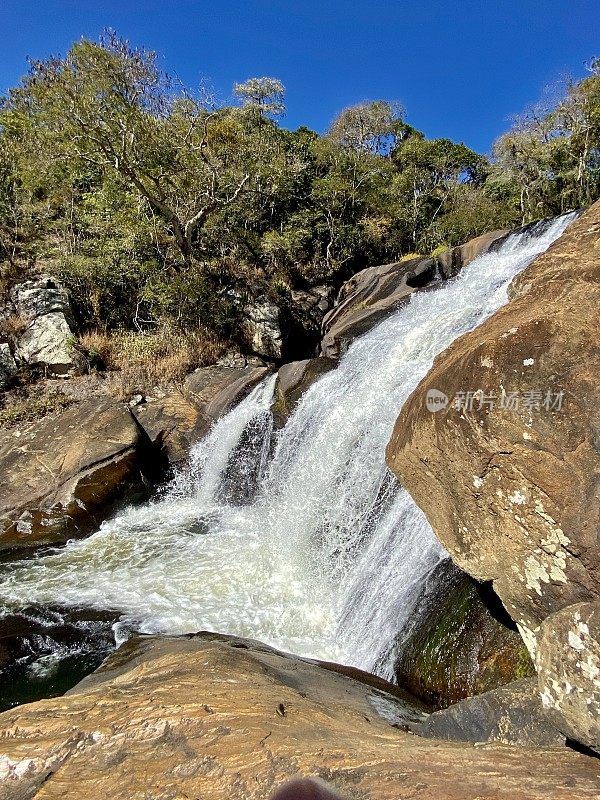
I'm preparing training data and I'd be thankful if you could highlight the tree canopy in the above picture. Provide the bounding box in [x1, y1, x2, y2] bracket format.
[1, 33, 598, 345]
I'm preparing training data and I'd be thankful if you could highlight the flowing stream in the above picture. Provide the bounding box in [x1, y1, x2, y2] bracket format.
[0, 214, 574, 688]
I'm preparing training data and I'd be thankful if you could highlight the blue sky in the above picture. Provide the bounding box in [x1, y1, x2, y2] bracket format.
[1, 0, 598, 154]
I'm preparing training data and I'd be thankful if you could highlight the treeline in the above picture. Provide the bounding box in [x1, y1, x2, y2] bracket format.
[0, 32, 598, 344]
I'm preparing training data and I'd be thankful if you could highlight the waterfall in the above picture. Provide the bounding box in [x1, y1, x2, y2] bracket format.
[0, 214, 575, 680]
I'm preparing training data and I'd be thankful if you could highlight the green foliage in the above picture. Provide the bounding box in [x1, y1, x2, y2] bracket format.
[493, 59, 600, 222]
[0, 31, 597, 350]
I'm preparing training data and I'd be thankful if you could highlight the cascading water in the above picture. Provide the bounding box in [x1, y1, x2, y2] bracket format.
[0, 213, 575, 689]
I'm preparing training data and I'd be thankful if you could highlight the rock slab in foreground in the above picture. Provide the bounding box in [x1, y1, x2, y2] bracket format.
[0, 633, 597, 800]
[387, 204, 600, 653]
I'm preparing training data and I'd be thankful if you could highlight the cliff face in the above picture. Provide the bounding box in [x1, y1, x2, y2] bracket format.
[387, 202, 600, 749]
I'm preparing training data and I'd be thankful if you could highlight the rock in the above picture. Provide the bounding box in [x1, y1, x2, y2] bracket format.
[10, 276, 71, 320]
[272, 357, 337, 428]
[183, 364, 270, 419]
[321, 231, 505, 359]
[412, 678, 565, 746]
[132, 365, 270, 465]
[11, 276, 76, 375]
[216, 350, 266, 369]
[386, 204, 600, 656]
[394, 559, 534, 709]
[242, 296, 284, 359]
[130, 391, 205, 466]
[537, 601, 600, 753]
[0, 343, 17, 387]
[287, 285, 335, 358]
[0, 605, 117, 713]
[321, 257, 435, 358]
[0, 397, 157, 551]
[0, 632, 596, 800]
[435, 229, 510, 279]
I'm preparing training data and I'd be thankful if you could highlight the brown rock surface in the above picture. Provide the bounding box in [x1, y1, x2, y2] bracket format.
[537, 601, 600, 753]
[0, 633, 597, 800]
[321, 230, 506, 358]
[272, 357, 336, 428]
[387, 204, 600, 654]
[133, 365, 270, 465]
[435, 229, 510, 278]
[0, 398, 152, 551]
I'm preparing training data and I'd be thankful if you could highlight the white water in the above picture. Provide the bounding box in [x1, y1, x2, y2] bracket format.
[0, 214, 574, 676]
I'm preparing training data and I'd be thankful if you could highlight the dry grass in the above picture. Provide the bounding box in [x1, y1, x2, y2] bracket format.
[78, 326, 229, 398]
[0, 387, 73, 429]
[0, 313, 27, 339]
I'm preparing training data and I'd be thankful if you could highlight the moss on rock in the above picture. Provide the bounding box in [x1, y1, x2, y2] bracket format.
[394, 559, 534, 710]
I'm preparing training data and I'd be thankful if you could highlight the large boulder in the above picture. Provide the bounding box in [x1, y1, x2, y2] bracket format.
[0, 632, 596, 800]
[321, 230, 507, 359]
[0, 397, 156, 551]
[272, 357, 336, 428]
[537, 601, 600, 753]
[413, 677, 565, 747]
[321, 257, 436, 358]
[394, 559, 534, 709]
[11, 276, 76, 375]
[435, 229, 510, 278]
[132, 364, 270, 465]
[387, 203, 600, 657]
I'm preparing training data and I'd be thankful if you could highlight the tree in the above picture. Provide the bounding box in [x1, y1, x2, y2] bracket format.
[391, 132, 488, 248]
[492, 62, 600, 222]
[233, 77, 286, 118]
[328, 100, 407, 155]
[1, 32, 258, 268]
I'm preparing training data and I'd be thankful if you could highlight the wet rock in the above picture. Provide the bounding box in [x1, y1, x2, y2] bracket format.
[321, 257, 434, 358]
[321, 231, 504, 359]
[11, 276, 76, 375]
[183, 364, 270, 419]
[436, 229, 510, 279]
[0, 605, 117, 712]
[412, 677, 565, 746]
[394, 559, 534, 709]
[272, 357, 337, 428]
[0, 397, 157, 551]
[0, 632, 596, 800]
[386, 204, 600, 656]
[537, 601, 600, 754]
[132, 365, 270, 466]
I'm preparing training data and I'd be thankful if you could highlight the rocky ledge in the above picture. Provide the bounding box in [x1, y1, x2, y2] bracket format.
[0, 633, 597, 800]
[0, 362, 269, 551]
